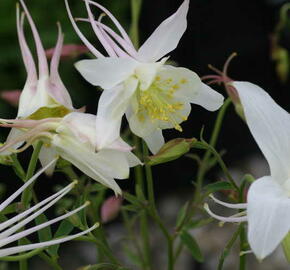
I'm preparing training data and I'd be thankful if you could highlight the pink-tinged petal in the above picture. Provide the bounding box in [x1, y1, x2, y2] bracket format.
[45, 44, 89, 60]
[76, 18, 137, 58]
[64, 0, 104, 58]
[48, 23, 74, 109]
[247, 176, 290, 259]
[0, 90, 21, 107]
[86, 0, 135, 50]
[101, 196, 123, 223]
[84, 0, 117, 57]
[137, 0, 189, 62]
[20, 0, 49, 78]
[16, 7, 37, 85]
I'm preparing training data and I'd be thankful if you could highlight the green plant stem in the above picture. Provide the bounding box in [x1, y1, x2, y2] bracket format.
[18, 142, 43, 270]
[21, 141, 43, 206]
[239, 224, 246, 270]
[74, 236, 121, 265]
[0, 248, 44, 262]
[195, 98, 232, 199]
[130, 0, 143, 48]
[218, 225, 242, 270]
[142, 141, 155, 208]
[11, 154, 26, 181]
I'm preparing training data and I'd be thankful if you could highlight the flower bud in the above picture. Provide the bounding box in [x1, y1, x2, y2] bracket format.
[101, 196, 123, 224]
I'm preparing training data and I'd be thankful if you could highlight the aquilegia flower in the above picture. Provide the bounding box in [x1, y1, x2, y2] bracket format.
[0, 160, 97, 257]
[205, 81, 290, 259]
[65, 0, 224, 153]
[0, 112, 140, 195]
[6, 0, 79, 175]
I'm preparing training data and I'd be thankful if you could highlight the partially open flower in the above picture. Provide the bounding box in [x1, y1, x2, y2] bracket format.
[0, 160, 98, 257]
[65, 0, 224, 154]
[0, 112, 140, 195]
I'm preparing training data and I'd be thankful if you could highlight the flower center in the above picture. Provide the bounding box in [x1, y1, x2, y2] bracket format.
[136, 76, 187, 131]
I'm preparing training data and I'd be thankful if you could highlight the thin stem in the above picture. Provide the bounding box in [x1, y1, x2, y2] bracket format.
[130, 0, 143, 48]
[218, 225, 243, 270]
[11, 154, 26, 181]
[21, 141, 43, 207]
[195, 98, 232, 199]
[19, 141, 43, 270]
[0, 248, 44, 261]
[142, 141, 155, 208]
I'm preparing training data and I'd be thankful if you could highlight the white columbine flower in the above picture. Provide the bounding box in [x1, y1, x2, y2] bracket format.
[0, 160, 97, 257]
[205, 81, 290, 259]
[0, 112, 140, 195]
[7, 1, 80, 175]
[65, 0, 224, 154]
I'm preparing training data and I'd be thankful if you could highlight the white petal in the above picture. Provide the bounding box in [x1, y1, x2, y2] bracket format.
[75, 57, 138, 89]
[156, 66, 224, 111]
[60, 112, 96, 146]
[126, 111, 157, 138]
[233, 81, 290, 184]
[96, 78, 138, 149]
[247, 176, 290, 259]
[137, 0, 189, 62]
[52, 135, 122, 194]
[38, 146, 58, 176]
[143, 129, 165, 154]
[191, 83, 224, 111]
[135, 58, 167, 90]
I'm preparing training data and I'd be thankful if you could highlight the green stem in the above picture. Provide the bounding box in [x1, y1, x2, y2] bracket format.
[130, 0, 143, 48]
[0, 248, 44, 262]
[239, 224, 247, 270]
[19, 142, 43, 270]
[195, 98, 232, 199]
[218, 225, 242, 270]
[11, 154, 26, 181]
[142, 141, 155, 208]
[21, 141, 43, 207]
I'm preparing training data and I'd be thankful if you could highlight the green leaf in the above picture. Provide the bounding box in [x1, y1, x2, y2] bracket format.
[282, 232, 290, 263]
[35, 213, 52, 247]
[175, 202, 188, 228]
[204, 181, 234, 195]
[184, 218, 213, 230]
[147, 138, 197, 166]
[180, 230, 204, 262]
[48, 220, 74, 258]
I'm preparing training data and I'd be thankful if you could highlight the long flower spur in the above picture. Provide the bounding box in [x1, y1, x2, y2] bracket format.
[0, 160, 97, 258]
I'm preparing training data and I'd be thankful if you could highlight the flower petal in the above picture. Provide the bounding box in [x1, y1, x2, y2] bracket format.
[143, 129, 165, 154]
[75, 57, 138, 89]
[156, 66, 224, 111]
[191, 82, 224, 111]
[96, 78, 138, 149]
[233, 81, 290, 184]
[247, 176, 290, 259]
[52, 135, 122, 194]
[137, 0, 189, 62]
[38, 145, 58, 176]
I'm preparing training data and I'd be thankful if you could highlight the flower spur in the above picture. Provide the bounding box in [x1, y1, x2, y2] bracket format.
[0, 160, 97, 258]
